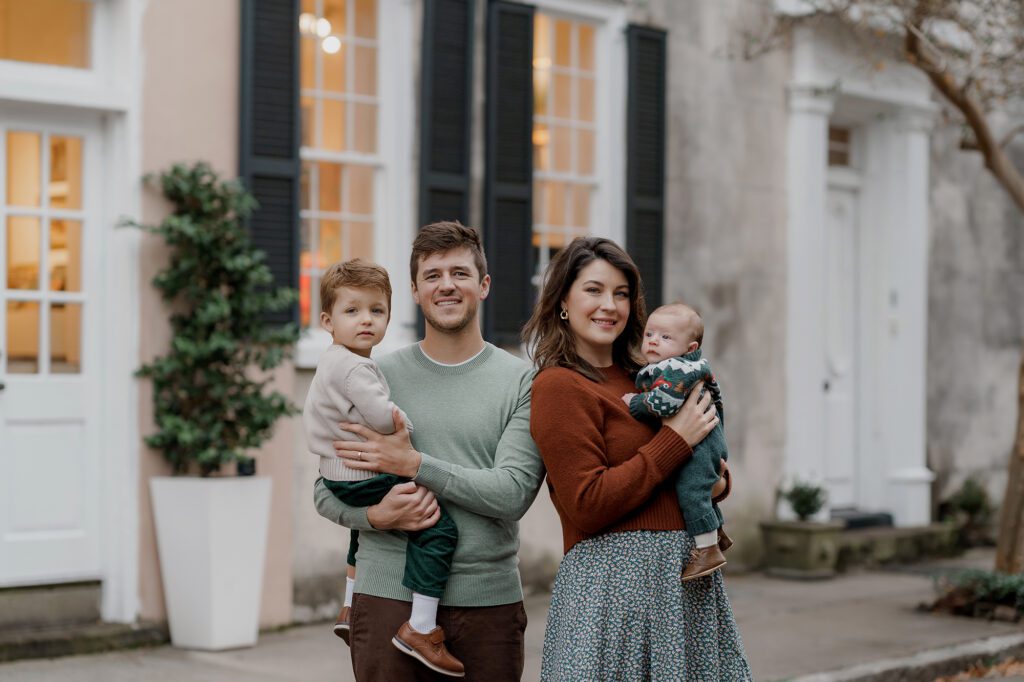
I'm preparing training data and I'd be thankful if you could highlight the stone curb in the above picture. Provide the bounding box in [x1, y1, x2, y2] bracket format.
[0, 622, 168, 663]
[788, 633, 1024, 682]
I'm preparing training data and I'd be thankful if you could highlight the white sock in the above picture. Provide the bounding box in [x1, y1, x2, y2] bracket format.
[694, 530, 719, 549]
[344, 577, 355, 608]
[409, 593, 440, 634]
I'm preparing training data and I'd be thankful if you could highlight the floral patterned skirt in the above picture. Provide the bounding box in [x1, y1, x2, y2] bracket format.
[541, 530, 754, 681]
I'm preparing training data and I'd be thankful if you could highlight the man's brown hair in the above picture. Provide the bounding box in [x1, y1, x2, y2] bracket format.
[320, 259, 392, 316]
[410, 221, 488, 282]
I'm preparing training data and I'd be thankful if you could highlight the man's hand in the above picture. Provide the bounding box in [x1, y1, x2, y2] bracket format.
[334, 408, 422, 478]
[366, 481, 440, 531]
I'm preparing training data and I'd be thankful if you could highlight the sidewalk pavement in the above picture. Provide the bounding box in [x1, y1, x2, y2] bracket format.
[1, 549, 1019, 682]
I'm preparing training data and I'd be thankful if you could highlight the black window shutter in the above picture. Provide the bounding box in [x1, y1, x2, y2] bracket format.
[239, 0, 301, 325]
[626, 25, 667, 311]
[484, 1, 535, 346]
[419, 0, 475, 227]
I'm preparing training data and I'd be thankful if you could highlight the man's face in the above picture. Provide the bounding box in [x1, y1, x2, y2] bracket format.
[411, 247, 490, 334]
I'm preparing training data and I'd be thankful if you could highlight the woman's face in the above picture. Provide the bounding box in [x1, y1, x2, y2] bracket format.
[561, 258, 630, 366]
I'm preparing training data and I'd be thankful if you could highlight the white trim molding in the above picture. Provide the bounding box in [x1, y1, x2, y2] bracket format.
[784, 25, 936, 526]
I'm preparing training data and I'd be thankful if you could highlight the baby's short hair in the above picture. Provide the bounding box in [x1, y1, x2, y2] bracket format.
[651, 302, 704, 346]
[320, 259, 393, 315]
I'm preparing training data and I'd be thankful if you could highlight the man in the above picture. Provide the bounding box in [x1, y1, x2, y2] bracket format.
[314, 221, 545, 680]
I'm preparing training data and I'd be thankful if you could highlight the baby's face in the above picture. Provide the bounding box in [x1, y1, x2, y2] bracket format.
[642, 311, 697, 363]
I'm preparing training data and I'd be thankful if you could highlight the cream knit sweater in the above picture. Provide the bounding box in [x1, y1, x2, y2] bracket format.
[303, 344, 411, 481]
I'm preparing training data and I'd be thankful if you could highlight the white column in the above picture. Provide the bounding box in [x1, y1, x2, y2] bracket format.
[879, 106, 936, 526]
[784, 85, 835, 512]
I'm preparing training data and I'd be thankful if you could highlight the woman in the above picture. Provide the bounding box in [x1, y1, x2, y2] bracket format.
[524, 237, 753, 680]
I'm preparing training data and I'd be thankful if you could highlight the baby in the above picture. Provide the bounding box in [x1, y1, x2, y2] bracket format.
[303, 259, 464, 677]
[622, 303, 732, 581]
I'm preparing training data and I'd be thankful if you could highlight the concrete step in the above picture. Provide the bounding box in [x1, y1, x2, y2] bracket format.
[0, 582, 101, 631]
[0, 621, 168, 663]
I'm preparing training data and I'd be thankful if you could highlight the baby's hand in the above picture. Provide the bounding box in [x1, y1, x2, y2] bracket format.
[622, 393, 636, 406]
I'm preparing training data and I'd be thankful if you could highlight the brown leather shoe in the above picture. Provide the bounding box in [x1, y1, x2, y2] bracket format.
[682, 544, 727, 582]
[718, 527, 734, 553]
[392, 621, 466, 677]
[332, 605, 351, 644]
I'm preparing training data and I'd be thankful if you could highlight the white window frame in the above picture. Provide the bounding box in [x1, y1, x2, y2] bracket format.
[530, 0, 628, 252]
[295, 0, 415, 368]
[0, 0, 129, 111]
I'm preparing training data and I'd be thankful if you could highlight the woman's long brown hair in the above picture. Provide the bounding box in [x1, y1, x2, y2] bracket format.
[522, 237, 647, 382]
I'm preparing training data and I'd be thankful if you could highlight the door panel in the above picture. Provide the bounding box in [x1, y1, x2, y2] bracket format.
[824, 181, 859, 509]
[0, 109, 101, 586]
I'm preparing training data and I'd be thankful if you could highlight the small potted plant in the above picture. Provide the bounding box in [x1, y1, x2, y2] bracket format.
[761, 478, 845, 578]
[129, 163, 298, 649]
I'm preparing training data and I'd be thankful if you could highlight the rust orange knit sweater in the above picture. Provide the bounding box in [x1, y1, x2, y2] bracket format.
[532, 364, 731, 554]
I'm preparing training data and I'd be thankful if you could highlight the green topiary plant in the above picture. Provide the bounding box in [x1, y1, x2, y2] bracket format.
[782, 479, 828, 521]
[128, 162, 300, 476]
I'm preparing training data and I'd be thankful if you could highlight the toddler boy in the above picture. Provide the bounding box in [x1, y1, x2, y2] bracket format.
[303, 259, 464, 677]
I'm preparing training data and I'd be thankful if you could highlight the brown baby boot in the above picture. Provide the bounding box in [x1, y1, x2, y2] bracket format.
[718, 527, 734, 552]
[392, 621, 466, 677]
[332, 605, 351, 644]
[682, 544, 727, 582]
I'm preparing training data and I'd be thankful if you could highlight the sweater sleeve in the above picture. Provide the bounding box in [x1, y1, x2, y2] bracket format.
[341, 364, 398, 435]
[413, 369, 545, 521]
[312, 477, 375, 531]
[531, 369, 693, 534]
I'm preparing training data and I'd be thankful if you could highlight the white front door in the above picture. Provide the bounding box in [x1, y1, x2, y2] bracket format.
[0, 108, 103, 586]
[823, 169, 861, 509]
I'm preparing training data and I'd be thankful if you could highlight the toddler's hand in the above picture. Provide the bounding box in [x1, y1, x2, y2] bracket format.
[622, 393, 636, 406]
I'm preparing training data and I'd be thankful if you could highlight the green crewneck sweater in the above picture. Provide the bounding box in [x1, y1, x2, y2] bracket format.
[313, 342, 545, 607]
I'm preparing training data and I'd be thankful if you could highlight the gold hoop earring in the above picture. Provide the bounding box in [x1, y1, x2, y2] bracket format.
[559, 309, 569, 320]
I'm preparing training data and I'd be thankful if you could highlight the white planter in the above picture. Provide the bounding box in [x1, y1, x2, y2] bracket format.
[150, 476, 272, 650]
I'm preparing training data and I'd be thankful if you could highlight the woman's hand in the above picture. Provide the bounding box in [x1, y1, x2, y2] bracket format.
[711, 460, 730, 500]
[663, 381, 718, 446]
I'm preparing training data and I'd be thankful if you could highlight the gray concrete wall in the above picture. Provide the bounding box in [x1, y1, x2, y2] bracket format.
[926, 120, 1024, 511]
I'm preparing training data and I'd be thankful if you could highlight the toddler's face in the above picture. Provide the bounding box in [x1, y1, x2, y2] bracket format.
[642, 311, 697, 363]
[321, 286, 390, 357]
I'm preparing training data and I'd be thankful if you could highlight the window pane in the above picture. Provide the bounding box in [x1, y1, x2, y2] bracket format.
[552, 73, 572, 119]
[352, 103, 377, 153]
[353, 45, 377, 96]
[550, 126, 571, 173]
[319, 219, 342, 265]
[322, 39, 347, 93]
[301, 162, 312, 208]
[322, 99, 347, 151]
[50, 302, 81, 374]
[346, 165, 374, 216]
[299, 220, 315, 326]
[318, 162, 342, 212]
[578, 77, 595, 123]
[0, 0, 92, 68]
[578, 24, 595, 72]
[7, 216, 41, 290]
[553, 20, 572, 68]
[49, 136, 83, 210]
[49, 219, 81, 292]
[572, 185, 590, 228]
[322, 0, 347, 38]
[577, 129, 595, 176]
[301, 36, 316, 90]
[545, 182, 567, 227]
[533, 125, 550, 171]
[347, 221, 373, 260]
[7, 131, 41, 207]
[301, 97, 316, 147]
[354, 0, 377, 39]
[7, 301, 39, 374]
